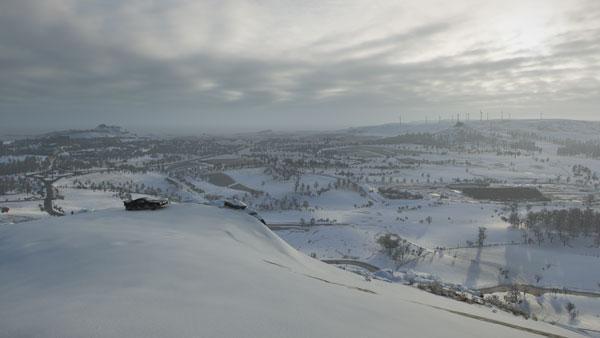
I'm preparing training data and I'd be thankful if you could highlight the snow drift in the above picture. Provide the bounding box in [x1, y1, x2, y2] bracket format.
[0, 204, 579, 337]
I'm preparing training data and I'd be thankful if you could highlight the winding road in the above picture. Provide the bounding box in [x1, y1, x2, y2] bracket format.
[321, 259, 381, 272]
[479, 284, 600, 298]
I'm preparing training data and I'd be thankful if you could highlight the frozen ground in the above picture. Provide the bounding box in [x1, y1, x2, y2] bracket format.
[58, 171, 174, 193]
[0, 155, 46, 163]
[0, 204, 579, 337]
[0, 196, 47, 225]
[406, 245, 600, 291]
[3, 119, 600, 334]
[502, 293, 600, 332]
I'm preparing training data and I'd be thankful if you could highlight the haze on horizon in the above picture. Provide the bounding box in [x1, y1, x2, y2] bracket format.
[1, 0, 599, 133]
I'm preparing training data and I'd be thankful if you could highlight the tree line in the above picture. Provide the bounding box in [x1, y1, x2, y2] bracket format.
[510, 207, 600, 246]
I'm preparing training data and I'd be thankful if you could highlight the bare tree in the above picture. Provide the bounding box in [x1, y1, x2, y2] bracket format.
[477, 227, 487, 247]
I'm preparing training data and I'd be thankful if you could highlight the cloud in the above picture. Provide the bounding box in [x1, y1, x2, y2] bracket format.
[0, 0, 599, 131]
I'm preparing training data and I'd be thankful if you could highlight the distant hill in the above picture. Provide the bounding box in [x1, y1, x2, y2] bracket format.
[39, 124, 135, 139]
[347, 119, 600, 142]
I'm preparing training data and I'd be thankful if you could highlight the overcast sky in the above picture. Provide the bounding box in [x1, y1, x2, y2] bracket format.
[1, 0, 599, 133]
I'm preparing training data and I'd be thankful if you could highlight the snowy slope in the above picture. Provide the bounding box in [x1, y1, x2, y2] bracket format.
[0, 204, 580, 337]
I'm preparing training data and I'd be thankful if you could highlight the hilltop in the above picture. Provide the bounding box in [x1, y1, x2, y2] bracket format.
[0, 204, 578, 337]
[39, 124, 135, 139]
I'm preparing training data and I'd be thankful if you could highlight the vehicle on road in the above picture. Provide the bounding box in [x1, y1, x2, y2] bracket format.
[210, 199, 266, 224]
[211, 199, 248, 210]
[224, 199, 248, 210]
[124, 198, 169, 211]
[246, 209, 267, 225]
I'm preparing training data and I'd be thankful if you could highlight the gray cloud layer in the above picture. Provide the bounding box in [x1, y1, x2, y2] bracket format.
[1, 0, 599, 132]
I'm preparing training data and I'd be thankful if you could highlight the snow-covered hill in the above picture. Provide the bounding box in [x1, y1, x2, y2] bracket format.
[0, 204, 580, 337]
[348, 119, 600, 142]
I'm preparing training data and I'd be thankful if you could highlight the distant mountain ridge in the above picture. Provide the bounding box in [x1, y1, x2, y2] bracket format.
[39, 124, 135, 139]
[347, 119, 600, 142]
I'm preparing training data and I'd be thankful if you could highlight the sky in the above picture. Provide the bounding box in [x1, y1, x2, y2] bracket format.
[1, 0, 599, 133]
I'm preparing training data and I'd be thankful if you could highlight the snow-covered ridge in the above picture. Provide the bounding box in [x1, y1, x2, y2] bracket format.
[348, 119, 600, 142]
[0, 204, 579, 337]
